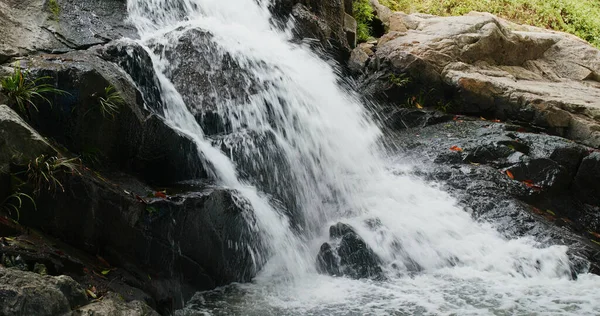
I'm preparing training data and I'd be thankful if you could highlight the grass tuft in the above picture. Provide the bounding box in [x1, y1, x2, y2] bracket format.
[97, 85, 124, 119]
[0, 65, 67, 117]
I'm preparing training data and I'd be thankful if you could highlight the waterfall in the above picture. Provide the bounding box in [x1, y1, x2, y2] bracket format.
[125, 0, 600, 314]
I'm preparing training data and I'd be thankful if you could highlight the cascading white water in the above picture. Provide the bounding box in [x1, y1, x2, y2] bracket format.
[125, 0, 600, 314]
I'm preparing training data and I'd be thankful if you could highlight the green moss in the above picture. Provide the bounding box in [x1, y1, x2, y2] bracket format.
[354, 0, 375, 42]
[48, 0, 60, 20]
[378, 0, 600, 48]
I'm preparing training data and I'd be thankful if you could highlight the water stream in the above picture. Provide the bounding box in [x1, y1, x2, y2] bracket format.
[125, 0, 600, 314]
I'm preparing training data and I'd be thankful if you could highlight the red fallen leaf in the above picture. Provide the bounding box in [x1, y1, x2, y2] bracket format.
[517, 128, 527, 133]
[449, 146, 463, 152]
[505, 170, 515, 179]
[590, 231, 600, 239]
[491, 119, 501, 123]
[83, 267, 90, 274]
[55, 250, 65, 256]
[522, 180, 543, 190]
[154, 191, 167, 199]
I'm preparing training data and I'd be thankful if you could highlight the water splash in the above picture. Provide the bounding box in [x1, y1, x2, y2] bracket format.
[125, 0, 600, 314]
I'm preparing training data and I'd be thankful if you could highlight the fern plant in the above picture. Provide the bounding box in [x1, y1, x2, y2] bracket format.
[0, 65, 67, 116]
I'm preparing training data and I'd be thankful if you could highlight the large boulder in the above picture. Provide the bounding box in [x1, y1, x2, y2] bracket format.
[0, 0, 135, 61]
[11, 43, 206, 185]
[0, 104, 55, 170]
[357, 11, 600, 148]
[13, 169, 265, 311]
[0, 267, 88, 316]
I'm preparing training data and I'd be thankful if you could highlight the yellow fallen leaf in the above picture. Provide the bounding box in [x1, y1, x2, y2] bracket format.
[86, 289, 97, 299]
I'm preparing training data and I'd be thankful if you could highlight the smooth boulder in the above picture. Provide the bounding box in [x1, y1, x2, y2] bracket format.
[0, 267, 88, 316]
[357, 9, 600, 148]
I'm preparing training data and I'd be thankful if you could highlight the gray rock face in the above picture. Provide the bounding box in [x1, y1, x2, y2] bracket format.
[0, 267, 88, 316]
[357, 10, 600, 148]
[0, 0, 135, 61]
[0, 104, 54, 168]
[72, 293, 159, 316]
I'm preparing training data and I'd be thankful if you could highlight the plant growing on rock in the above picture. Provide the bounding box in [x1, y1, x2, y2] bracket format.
[0, 65, 67, 117]
[354, 0, 374, 42]
[1, 192, 36, 222]
[48, 0, 60, 20]
[389, 73, 411, 88]
[96, 85, 124, 119]
[27, 155, 80, 195]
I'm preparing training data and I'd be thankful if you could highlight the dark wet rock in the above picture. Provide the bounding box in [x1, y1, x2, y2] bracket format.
[0, 266, 88, 316]
[151, 29, 256, 136]
[99, 41, 165, 115]
[338, 232, 384, 280]
[387, 116, 600, 273]
[0, 0, 135, 59]
[317, 222, 384, 280]
[316, 243, 340, 276]
[385, 108, 453, 130]
[212, 131, 299, 225]
[13, 47, 206, 185]
[271, 0, 356, 56]
[573, 152, 600, 206]
[72, 292, 160, 316]
[505, 158, 571, 192]
[329, 222, 355, 239]
[9, 168, 264, 312]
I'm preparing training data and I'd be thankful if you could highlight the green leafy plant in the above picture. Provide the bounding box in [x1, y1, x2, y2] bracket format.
[96, 85, 124, 119]
[1, 192, 36, 221]
[48, 0, 60, 20]
[27, 155, 80, 194]
[0, 65, 67, 116]
[389, 73, 412, 88]
[354, 0, 375, 42]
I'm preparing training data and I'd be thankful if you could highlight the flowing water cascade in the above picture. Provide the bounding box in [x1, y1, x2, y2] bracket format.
[125, 0, 600, 314]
